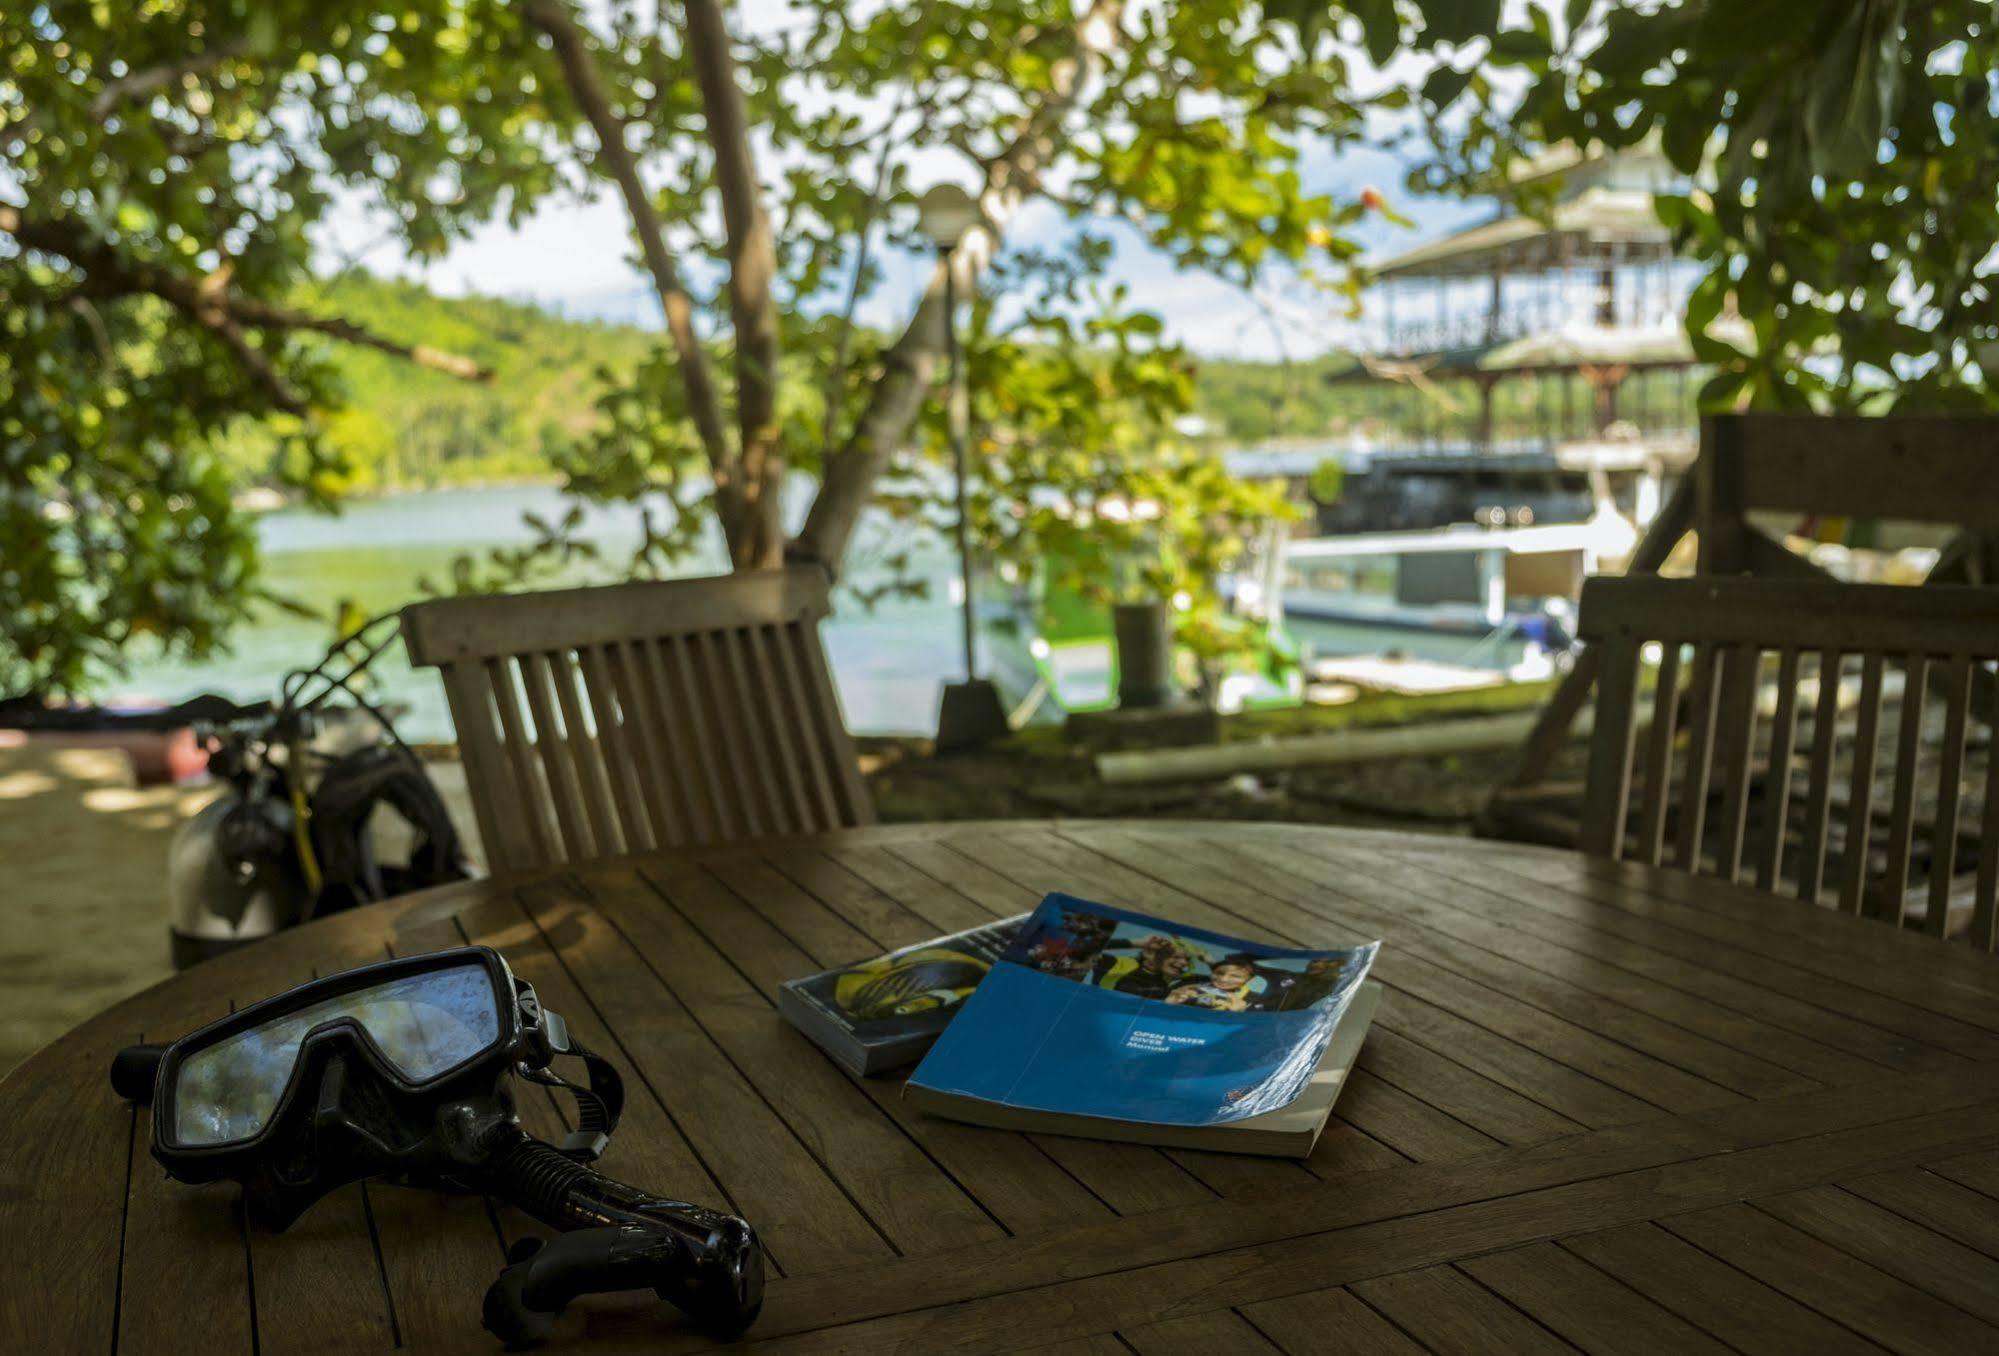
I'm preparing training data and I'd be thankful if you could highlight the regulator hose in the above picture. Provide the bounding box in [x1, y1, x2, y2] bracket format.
[477, 1131, 763, 1348]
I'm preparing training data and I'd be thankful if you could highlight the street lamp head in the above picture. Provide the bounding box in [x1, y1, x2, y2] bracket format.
[916, 182, 981, 252]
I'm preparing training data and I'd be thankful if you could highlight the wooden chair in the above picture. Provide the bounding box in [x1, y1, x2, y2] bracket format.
[1578, 575, 1999, 949]
[1489, 413, 1999, 845]
[401, 567, 874, 873]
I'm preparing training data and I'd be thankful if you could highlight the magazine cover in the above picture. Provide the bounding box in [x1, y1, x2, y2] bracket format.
[779, 914, 1027, 1075]
[907, 893, 1379, 1127]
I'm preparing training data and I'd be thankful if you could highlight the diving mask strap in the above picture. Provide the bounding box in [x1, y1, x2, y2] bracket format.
[522, 1010, 626, 1162]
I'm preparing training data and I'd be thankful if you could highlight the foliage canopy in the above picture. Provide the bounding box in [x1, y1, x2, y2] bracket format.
[1282, 0, 1999, 413]
[4, 0, 1391, 695]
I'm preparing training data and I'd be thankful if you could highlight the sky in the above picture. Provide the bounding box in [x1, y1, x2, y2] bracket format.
[319, 9, 1499, 364]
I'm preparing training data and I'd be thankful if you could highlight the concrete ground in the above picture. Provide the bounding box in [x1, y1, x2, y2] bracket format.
[0, 742, 483, 1079]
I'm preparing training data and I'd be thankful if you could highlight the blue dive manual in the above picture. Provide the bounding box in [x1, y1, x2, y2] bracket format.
[903, 893, 1381, 1157]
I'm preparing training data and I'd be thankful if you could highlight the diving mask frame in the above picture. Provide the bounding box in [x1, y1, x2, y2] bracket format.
[112, 946, 763, 1348]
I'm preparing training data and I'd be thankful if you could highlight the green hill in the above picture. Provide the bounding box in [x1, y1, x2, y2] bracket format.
[224, 274, 658, 494]
[225, 274, 1680, 494]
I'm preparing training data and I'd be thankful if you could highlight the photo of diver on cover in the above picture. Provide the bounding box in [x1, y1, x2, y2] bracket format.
[1010, 901, 1357, 1013]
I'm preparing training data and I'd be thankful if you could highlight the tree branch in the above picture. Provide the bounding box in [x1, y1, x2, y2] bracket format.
[522, 0, 746, 540]
[86, 38, 253, 123]
[791, 0, 1129, 571]
[0, 206, 493, 406]
[820, 93, 916, 461]
[225, 296, 492, 381]
[206, 314, 311, 414]
[682, 0, 785, 570]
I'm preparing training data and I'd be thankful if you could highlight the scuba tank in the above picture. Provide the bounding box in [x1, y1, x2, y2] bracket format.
[167, 614, 468, 968]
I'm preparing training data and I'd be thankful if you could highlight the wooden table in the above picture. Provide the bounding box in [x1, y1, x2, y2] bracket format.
[7, 820, 1999, 1355]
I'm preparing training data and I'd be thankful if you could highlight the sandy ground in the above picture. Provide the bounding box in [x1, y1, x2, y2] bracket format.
[0, 744, 484, 1078]
[0, 745, 210, 1073]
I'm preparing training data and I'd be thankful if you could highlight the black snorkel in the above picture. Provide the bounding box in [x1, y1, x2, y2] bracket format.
[111, 946, 763, 1348]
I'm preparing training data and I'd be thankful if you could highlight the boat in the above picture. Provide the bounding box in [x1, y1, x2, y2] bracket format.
[1272, 517, 1632, 683]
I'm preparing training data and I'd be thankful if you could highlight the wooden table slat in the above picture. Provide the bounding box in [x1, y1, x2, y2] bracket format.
[1470, 853, 1999, 1061]
[1841, 1164, 1999, 1258]
[1378, 845, 1939, 1082]
[249, 938, 407, 1356]
[1758, 1183, 1999, 1326]
[1261, 835, 1835, 1096]
[1660, 1201, 1996, 1355]
[1349, 1263, 1578, 1355]
[1238, 1285, 1425, 1354]
[1559, 1220, 1879, 1356]
[1462, 1241, 1735, 1355]
[1500, 851, 1999, 1032]
[562, 868, 1007, 1256]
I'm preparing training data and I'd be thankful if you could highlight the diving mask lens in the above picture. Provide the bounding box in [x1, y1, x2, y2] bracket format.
[171, 959, 504, 1147]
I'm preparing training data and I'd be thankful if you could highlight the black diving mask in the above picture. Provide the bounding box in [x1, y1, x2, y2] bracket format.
[113, 946, 762, 1348]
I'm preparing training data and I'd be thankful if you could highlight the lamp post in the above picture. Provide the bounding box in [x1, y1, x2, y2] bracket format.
[917, 183, 1010, 753]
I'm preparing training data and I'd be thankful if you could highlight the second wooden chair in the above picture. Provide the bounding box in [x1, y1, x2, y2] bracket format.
[1577, 574, 1999, 949]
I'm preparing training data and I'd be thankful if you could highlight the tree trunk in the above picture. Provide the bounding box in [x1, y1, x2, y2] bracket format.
[789, 0, 1129, 574]
[522, 0, 753, 559]
[683, 0, 785, 571]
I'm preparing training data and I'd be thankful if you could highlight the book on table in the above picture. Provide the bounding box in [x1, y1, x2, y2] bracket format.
[902, 892, 1381, 1158]
[777, 913, 1028, 1076]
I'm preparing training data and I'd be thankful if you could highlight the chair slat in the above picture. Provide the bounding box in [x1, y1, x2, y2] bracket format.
[1975, 721, 1999, 952]
[1928, 654, 1971, 939]
[518, 651, 596, 862]
[1579, 577, 1999, 951]
[1756, 647, 1801, 893]
[659, 636, 739, 848]
[485, 658, 559, 869]
[690, 629, 771, 841]
[1837, 652, 1886, 916]
[786, 620, 875, 825]
[769, 621, 846, 830]
[629, 637, 709, 847]
[720, 627, 797, 837]
[1672, 644, 1721, 872]
[1711, 641, 1762, 883]
[1879, 653, 1930, 925]
[743, 625, 817, 834]
[1797, 648, 1845, 905]
[1579, 637, 1641, 860]
[578, 645, 657, 855]
[439, 660, 521, 874]
[550, 648, 625, 858]
[1635, 640, 1683, 867]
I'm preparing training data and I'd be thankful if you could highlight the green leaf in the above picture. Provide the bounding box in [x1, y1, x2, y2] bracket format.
[1418, 0, 1502, 46]
[1347, 0, 1404, 66]
[1421, 64, 1473, 109]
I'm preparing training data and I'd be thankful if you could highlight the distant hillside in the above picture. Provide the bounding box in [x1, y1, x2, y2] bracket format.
[1188, 353, 1361, 444]
[223, 275, 1379, 495]
[223, 274, 658, 493]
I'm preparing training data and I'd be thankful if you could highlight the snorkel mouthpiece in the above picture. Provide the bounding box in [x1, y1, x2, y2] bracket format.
[110, 945, 763, 1348]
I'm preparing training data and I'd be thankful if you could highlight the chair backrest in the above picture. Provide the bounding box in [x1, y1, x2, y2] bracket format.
[1697, 414, 1999, 573]
[401, 567, 874, 873]
[1578, 575, 1999, 949]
